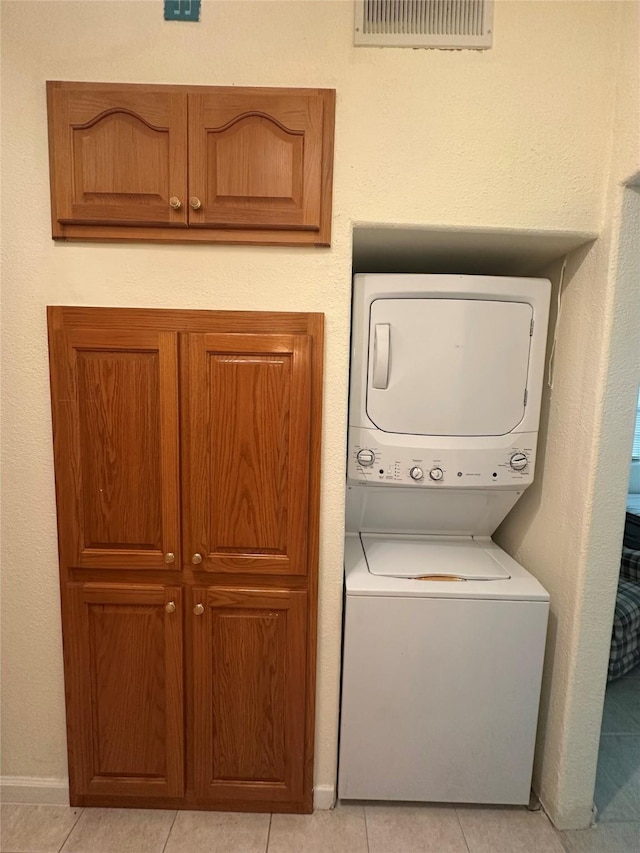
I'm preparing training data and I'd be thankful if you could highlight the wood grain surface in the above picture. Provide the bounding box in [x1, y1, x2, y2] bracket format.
[47, 82, 187, 229]
[47, 306, 323, 813]
[184, 333, 310, 575]
[48, 323, 180, 571]
[66, 583, 184, 798]
[188, 90, 321, 230]
[192, 587, 307, 803]
[47, 82, 335, 245]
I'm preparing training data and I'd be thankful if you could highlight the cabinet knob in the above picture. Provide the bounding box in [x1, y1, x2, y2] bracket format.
[165, 601, 176, 614]
[164, 552, 176, 564]
[189, 197, 202, 210]
[169, 197, 182, 210]
[193, 603, 204, 616]
[191, 553, 203, 565]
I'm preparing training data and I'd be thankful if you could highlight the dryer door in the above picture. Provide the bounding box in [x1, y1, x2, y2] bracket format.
[367, 298, 533, 436]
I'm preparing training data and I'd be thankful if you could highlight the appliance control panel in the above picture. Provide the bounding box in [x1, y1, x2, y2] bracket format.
[348, 429, 537, 488]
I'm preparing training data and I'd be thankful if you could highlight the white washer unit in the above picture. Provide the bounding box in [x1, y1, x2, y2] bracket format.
[338, 274, 551, 805]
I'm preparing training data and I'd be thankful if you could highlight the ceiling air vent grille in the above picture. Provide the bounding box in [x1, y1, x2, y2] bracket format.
[355, 0, 493, 49]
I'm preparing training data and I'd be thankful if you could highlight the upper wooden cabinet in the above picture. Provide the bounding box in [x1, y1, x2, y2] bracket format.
[46, 82, 335, 246]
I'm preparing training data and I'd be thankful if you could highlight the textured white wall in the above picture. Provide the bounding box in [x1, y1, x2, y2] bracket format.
[496, 0, 640, 827]
[1, 0, 636, 826]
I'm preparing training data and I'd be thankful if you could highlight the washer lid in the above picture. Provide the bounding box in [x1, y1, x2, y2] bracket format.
[361, 535, 511, 581]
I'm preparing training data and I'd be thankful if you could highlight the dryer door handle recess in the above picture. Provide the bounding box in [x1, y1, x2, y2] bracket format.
[372, 324, 390, 389]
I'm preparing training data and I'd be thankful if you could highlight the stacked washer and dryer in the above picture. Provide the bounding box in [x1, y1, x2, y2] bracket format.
[338, 273, 551, 805]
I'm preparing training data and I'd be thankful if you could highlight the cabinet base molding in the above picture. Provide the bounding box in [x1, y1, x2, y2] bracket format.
[0, 776, 70, 805]
[70, 793, 313, 814]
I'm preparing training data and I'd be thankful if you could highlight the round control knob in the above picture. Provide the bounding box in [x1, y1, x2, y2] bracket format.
[429, 467, 444, 482]
[357, 449, 375, 467]
[509, 452, 528, 471]
[409, 466, 424, 481]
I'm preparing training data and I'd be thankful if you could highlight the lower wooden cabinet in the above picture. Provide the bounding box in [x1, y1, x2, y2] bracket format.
[48, 307, 323, 813]
[64, 583, 306, 809]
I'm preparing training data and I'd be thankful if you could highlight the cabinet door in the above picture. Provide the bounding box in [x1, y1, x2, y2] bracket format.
[183, 333, 311, 575]
[47, 82, 188, 229]
[48, 324, 180, 570]
[65, 584, 184, 799]
[188, 89, 326, 231]
[191, 587, 307, 805]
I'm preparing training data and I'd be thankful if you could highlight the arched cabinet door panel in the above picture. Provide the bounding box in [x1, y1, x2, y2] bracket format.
[48, 82, 188, 228]
[188, 91, 324, 231]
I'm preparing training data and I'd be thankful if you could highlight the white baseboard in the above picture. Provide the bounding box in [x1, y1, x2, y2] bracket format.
[0, 776, 70, 805]
[1, 776, 336, 812]
[313, 784, 336, 810]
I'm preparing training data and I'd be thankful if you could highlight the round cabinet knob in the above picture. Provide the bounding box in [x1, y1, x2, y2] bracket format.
[193, 603, 204, 616]
[429, 467, 444, 482]
[510, 452, 529, 471]
[165, 601, 176, 614]
[189, 197, 202, 210]
[357, 449, 375, 467]
[409, 466, 424, 481]
[169, 197, 182, 210]
[191, 553, 203, 565]
[164, 552, 175, 564]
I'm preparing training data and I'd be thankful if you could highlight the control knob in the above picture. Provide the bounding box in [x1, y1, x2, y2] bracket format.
[509, 452, 528, 471]
[429, 467, 444, 482]
[356, 448, 375, 467]
[409, 466, 424, 481]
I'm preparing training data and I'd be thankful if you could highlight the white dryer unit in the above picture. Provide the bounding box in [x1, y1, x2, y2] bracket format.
[339, 274, 551, 805]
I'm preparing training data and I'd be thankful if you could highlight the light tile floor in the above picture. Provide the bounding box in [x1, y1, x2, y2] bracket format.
[2, 802, 639, 853]
[596, 663, 640, 823]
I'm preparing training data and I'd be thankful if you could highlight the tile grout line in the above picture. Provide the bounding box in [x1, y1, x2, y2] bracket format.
[265, 812, 273, 853]
[160, 810, 179, 853]
[363, 805, 371, 853]
[454, 809, 472, 853]
[56, 805, 85, 853]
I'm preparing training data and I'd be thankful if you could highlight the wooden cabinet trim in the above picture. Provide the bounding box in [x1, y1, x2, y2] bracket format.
[49, 305, 321, 335]
[48, 81, 334, 98]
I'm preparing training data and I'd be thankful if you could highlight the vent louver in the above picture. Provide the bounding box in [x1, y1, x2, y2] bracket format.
[355, 0, 493, 49]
